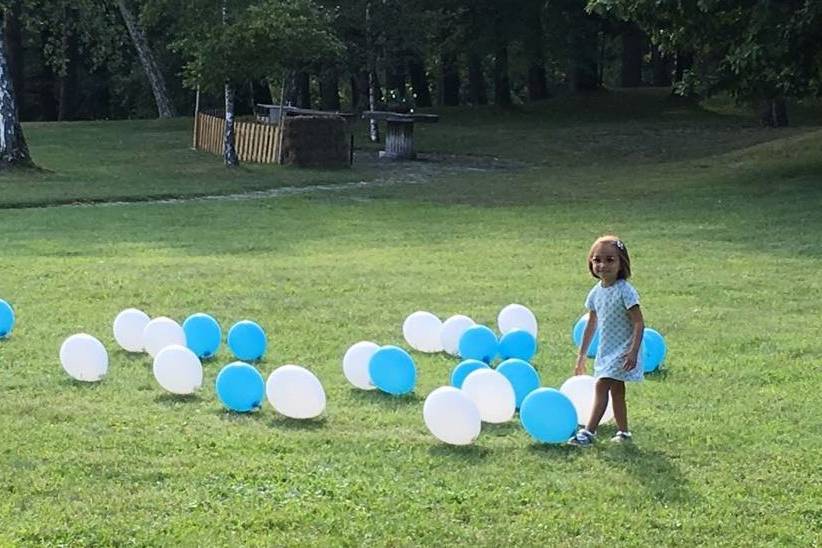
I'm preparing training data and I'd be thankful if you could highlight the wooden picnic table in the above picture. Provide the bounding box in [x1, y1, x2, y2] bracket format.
[256, 104, 356, 124]
[361, 111, 440, 160]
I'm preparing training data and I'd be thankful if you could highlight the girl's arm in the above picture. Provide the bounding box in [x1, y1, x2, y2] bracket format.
[623, 305, 645, 371]
[575, 310, 597, 375]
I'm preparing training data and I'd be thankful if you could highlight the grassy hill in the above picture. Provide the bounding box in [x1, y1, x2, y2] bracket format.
[0, 89, 819, 545]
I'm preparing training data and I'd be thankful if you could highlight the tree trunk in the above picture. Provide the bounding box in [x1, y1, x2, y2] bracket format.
[223, 83, 238, 167]
[620, 23, 644, 87]
[759, 97, 789, 127]
[319, 67, 340, 111]
[116, 0, 176, 118]
[440, 52, 460, 106]
[524, 4, 548, 101]
[365, 2, 379, 141]
[0, 19, 33, 168]
[350, 72, 369, 112]
[408, 56, 431, 107]
[651, 46, 671, 87]
[3, 1, 23, 116]
[493, 43, 511, 106]
[674, 51, 693, 82]
[568, 21, 600, 92]
[295, 71, 310, 108]
[467, 52, 487, 105]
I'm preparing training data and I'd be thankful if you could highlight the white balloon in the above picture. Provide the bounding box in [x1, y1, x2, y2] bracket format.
[342, 341, 379, 390]
[60, 333, 108, 382]
[461, 368, 516, 424]
[440, 315, 475, 356]
[153, 345, 203, 395]
[403, 311, 444, 353]
[559, 375, 614, 425]
[113, 308, 150, 352]
[423, 386, 482, 445]
[266, 365, 326, 419]
[497, 303, 538, 336]
[142, 317, 186, 358]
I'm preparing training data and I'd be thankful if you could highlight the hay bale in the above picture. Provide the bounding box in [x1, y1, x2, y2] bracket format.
[281, 116, 351, 168]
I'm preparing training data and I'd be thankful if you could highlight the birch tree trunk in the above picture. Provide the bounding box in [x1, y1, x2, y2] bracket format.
[0, 18, 32, 168]
[224, 83, 239, 167]
[365, 2, 380, 142]
[116, 0, 176, 118]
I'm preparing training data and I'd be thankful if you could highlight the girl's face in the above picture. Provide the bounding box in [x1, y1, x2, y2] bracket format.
[590, 242, 621, 285]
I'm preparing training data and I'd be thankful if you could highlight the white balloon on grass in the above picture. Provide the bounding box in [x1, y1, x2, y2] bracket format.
[153, 345, 203, 395]
[497, 303, 538, 337]
[60, 334, 108, 382]
[113, 308, 151, 352]
[142, 317, 185, 358]
[266, 365, 326, 419]
[423, 386, 482, 445]
[440, 315, 476, 356]
[342, 341, 379, 390]
[461, 368, 516, 424]
[403, 311, 444, 353]
[559, 375, 614, 425]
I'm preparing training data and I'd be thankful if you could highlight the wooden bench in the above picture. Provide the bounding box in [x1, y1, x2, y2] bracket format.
[361, 111, 440, 160]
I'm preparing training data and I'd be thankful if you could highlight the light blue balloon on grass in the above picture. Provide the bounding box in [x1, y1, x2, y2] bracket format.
[227, 320, 266, 361]
[641, 328, 667, 372]
[450, 359, 490, 389]
[0, 299, 14, 338]
[369, 345, 416, 395]
[572, 313, 599, 358]
[215, 361, 264, 412]
[520, 388, 578, 443]
[497, 358, 540, 408]
[458, 325, 498, 363]
[183, 313, 222, 359]
[499, 329, 537, 361]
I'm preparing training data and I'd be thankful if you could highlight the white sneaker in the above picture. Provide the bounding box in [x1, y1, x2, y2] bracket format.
[610, 431, 632, 443]
[568, 428, 596, 447]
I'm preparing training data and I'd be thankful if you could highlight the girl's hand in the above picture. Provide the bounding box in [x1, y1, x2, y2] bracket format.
[623, 353, 638, 371]
[574, 356, 587, 375]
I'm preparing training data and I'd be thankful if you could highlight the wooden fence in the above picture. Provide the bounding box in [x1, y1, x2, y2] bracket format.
[194, 111, 279, 163]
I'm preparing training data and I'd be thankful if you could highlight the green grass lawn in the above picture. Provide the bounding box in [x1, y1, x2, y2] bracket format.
[0, 89, 820, 545]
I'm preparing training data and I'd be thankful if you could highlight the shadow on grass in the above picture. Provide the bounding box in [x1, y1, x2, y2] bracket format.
[347, 389, 423, 408]
[526, 442, 585, 462]
[153, 392, 204, 405]
[482, 422, 520, 437]
[428, 444, 490, 461]
[598, 443, 699, 504]
[644, 367, 671, 381]
[267, 415, 328, 431]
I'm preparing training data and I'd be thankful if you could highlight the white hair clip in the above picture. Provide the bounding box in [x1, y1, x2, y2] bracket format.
[615, 240, 625, 250]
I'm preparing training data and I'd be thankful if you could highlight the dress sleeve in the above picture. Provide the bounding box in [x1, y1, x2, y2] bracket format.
[584, 285, 597, 311]
[621, 282, 640, 309]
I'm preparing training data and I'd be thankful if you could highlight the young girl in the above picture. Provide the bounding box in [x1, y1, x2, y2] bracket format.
[569, 235, 644, 446]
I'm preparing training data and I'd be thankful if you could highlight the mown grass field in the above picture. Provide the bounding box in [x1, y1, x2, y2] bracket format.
[0, 89, 820, 545]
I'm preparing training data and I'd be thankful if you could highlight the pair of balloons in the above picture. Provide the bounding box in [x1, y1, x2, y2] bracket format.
[113, 309, 188, 357]
[458, 326, 538, 364]
[343, 341, 417, 395]
[0, 299, 15, 338]
[215, 362, 325, 418]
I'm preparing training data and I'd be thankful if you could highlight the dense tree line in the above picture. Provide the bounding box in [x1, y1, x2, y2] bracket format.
[1, 0, 820, 168]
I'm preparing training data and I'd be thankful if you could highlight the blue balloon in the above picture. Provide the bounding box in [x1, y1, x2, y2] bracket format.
[368, 345, 416, 395]
[496, 358, 540, 408]
[499, 329, 537, 361]
[450, 359, 491, 389]
[572, 314, 599, 358]
[215, 361, 264, 412]
[520, 388, 578, 443]
[227, 320, 266, 361]
[458, 325, 498, 363]
[641, 328, 667, 373]
[183, 313, 222, 359]
[0, 299, 14, 338]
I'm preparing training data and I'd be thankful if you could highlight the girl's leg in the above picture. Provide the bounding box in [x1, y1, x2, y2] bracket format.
[611, 380, 628, 432]
[585, 378, 611, 433]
